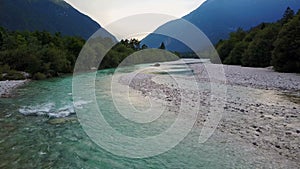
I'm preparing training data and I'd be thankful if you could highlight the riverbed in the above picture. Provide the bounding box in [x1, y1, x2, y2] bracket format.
[0, 60, 299, 168]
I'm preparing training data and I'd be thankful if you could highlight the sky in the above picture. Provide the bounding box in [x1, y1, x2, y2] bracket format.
[64, 0, 206, 39]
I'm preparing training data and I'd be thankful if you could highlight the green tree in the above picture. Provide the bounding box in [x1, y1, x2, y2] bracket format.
[41, 47, 71, 74]
[120, 39, 140, 50]
[130, 39, 140, 50]
[242, 24, 280, 67]
[141, 44, 148, 49]
[280, 7, 295, 25]
[224, 41, 248, 65]
[159, 42, 166, 50]
[272, 13, 300, 73]
[216, 39, 234, 62]
[0, 31, 3, 48]
[64, 36, 85, 65]
[216, 28, 246, 62]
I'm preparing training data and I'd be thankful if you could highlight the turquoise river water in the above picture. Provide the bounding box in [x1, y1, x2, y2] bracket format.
[0, 67, 291, 169]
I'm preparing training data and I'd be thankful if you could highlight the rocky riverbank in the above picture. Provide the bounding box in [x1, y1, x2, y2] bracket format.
[0, 80, 29, 98]
[118, 61, 300, 166]
[191, 64, 300, 92]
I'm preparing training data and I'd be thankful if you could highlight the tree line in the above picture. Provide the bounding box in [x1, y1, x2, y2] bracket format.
[215, 7, 300, 73]
[0, 27, 177, 80]
[0, 29, 85, 80]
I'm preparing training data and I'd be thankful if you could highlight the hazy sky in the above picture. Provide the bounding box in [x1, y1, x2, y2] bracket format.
[64, 0, 206, 39]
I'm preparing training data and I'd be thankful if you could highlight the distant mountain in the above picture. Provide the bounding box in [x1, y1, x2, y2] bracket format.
[0, 0, 100, 39]
[142, 0, 300, 52]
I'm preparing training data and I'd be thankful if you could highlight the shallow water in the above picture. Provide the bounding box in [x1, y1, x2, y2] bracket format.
[0, 66, 297, 168]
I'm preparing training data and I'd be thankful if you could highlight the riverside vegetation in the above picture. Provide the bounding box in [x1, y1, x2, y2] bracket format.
[0, 29, 85, 80]
[0, 28, 178, 81]
[215, 7, 300, 73]
[0, 29, 150, 80]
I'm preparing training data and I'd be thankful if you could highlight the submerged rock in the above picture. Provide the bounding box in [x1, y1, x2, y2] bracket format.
[47, 117, 78, 125]
[154, 63, 160, 67]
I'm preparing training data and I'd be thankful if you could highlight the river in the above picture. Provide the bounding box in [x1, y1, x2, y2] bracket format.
[0, 63, 298, 168]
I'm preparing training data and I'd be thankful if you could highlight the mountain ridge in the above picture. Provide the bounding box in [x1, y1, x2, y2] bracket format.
[0, 0, 100, 39]
[142, 0, 300, 52]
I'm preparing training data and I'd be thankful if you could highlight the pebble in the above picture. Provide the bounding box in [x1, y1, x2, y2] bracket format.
[0, 80, 28, 97]
[285, 132, 292, 135]
[251, 125, 258, 129]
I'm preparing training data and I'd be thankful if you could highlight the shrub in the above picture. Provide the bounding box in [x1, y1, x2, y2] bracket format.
[33, 72, 47, 80]
[0, 64, 11, 73]
[4, 70, 26, 80]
